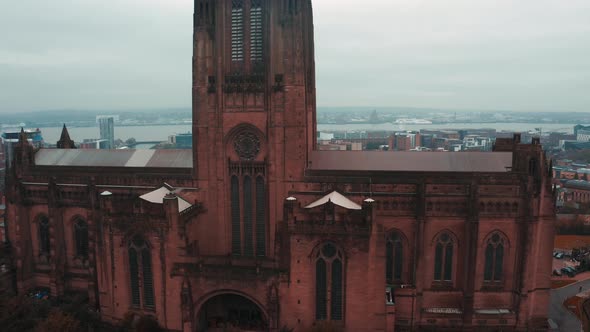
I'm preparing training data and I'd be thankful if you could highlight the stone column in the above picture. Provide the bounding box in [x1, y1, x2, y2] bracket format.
[462, 181, 480, 330]
[412, 181, 426, 329]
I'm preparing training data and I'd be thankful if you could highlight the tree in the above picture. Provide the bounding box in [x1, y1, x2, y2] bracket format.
[0, 294, 50, 332]
[35, 311, 80, 332]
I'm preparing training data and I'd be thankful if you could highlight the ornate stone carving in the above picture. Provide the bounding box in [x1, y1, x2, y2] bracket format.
[223, 73, 265, 93]
[234, 132, 261, 160]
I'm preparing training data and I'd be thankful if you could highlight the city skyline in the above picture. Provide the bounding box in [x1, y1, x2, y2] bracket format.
[1, 0, 589, 113]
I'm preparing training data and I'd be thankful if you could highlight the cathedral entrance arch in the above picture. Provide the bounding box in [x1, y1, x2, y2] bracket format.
[195, 291, 268, 332]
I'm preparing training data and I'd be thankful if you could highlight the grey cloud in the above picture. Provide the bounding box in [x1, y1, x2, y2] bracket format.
[0, 0, 588, 112]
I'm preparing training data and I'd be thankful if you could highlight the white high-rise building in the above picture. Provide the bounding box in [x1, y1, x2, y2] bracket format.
[97, 116, 115, 149]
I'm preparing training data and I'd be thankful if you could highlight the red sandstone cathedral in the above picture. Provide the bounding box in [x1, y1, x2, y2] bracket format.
[5, 1, 554, 331]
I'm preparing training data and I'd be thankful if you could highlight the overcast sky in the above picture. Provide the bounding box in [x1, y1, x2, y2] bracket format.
[1, 0, 589, 113]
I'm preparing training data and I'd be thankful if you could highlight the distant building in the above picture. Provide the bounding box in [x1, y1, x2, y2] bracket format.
[318, 140, 362, 151]
[560, 180, 590, 205]
[420, 134, 434, 149]
[440, 130, 460, 140]
[463, 135, 492, 151]
[79, 139, 110, 149]
[168, 133, 193, 149]
[0, 196, 5, 243]
[0, 141, 5, 195]
[561, 140, 590, 151]
[574, 124, 590, 137]
[97, 116, 115, 149]
[317, 132, 335, 141]
[0, 139, 4, 169]
[577, 129, 590, 142]
[0, 129, 43, 169]
[388, 131, 420, 151]
[546, 132, 575, 148]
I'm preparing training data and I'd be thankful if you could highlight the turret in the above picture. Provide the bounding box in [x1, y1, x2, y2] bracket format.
[56, 124, 76, 149]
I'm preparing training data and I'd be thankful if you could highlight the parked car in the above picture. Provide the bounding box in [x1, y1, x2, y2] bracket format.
[556, 253, 565, 259]
[553, 251, 559, 258]
[553, 269, 562, 276]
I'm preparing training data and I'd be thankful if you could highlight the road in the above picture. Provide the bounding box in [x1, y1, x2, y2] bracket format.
[549, 279, 590, 332]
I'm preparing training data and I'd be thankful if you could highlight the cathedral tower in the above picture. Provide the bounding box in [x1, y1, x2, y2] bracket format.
[192, 0, 316, 180]
[191, 0, 317, 256]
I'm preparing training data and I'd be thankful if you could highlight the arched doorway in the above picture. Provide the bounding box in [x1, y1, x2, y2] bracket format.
[196, 293, 268, 331]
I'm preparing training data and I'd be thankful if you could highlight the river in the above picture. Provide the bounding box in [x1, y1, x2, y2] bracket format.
[37, 122, 576, 145]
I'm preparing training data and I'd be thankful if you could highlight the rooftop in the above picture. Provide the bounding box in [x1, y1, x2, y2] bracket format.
[309, 151, 512, 173]
[35, 149, 192, 168]
[32, 149, 515, 173]
[564, 180, 590, 190]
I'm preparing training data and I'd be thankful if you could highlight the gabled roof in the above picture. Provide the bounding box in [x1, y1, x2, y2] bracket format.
[304, 191, 362, 210]
[35, 149, 192, 168]
[139, 186, 192, 212]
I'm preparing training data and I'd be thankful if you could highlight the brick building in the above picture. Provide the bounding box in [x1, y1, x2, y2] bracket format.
[388, 132, 421, 151]
[4, 1, 554, 331]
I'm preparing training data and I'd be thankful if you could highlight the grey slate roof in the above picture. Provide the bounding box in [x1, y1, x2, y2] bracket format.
[564, 180, 590, 190]
[35, 149, 513, 172]
[35, 149, 192, 168]
[309, 151, 513, 172]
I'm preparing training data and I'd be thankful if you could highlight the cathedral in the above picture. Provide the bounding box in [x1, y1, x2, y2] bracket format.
[5, 1, 554, 331]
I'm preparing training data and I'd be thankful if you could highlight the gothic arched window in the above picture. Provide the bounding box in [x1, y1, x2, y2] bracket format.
[74, 218, 88, 259]
[128, 235, 155, 308]
[250, 0, 263, 62]
[243, 175, 254, 256]
[316, 243, 344, 321]
[231, 175, 241, 255]
[484, 233, 505, 282]
[39, 216, 50, 256]
[231, 0, 244, 62]
[386, 231, 404, 284]
[434, 232, 454, 282]
[229, 164, 267, 257]
[255, 176, 266, 256]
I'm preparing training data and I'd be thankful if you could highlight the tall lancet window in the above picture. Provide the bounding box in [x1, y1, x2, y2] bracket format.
[316, 243, 344, 321]
[39, 216, 50, 257]
[74, 218, 89, 259]
[231, 0, 244, 62]
[229, 131, 267, 257]
[255, 176, 266, 256]
[434, 232, 454, 282]
[231, 175, 241, 255]
[250, 0, 263, 62]
[386, 231, 404, 284]
[484, 233, 505, 282]
[230, 173, 267, 257]
[243, 176, 254, 256]
[128, 235, 155, 308]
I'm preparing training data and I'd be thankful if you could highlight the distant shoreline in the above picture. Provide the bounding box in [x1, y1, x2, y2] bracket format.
[35, 122, 577, 144]
[12, 121, 581, 130]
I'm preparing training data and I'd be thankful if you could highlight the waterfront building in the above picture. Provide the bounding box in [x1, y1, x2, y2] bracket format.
[574, 124, 590, 137]
[80, 138, 110, 149]
[388, 132, 421, 151]
[97, 116, 115, 149]
[4, 1, 554, 331]
[576, 129, 590, 142]
[463, 135, 492, 151]
[169, 133, 193, 149]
